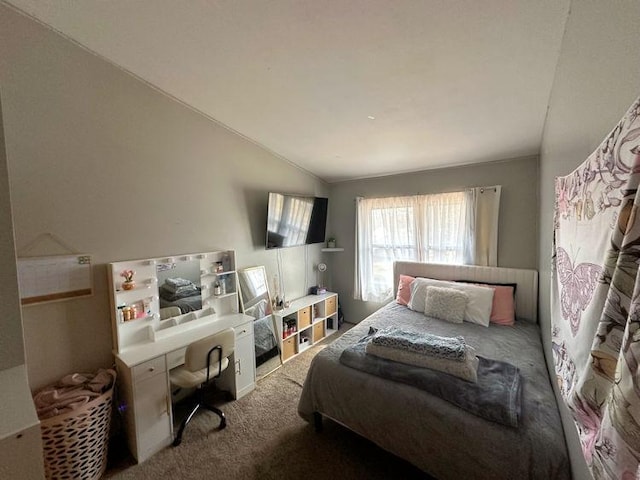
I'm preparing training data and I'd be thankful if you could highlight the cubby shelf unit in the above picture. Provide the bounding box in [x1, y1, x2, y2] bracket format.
[272, 292, 339, 362]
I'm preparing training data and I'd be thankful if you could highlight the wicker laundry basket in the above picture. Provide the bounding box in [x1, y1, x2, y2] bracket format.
[39, 371, 116, 480]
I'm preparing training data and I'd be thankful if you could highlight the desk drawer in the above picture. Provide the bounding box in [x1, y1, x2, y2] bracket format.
[133, 356, 166, 383]
[235, 322, 253, 340]
[166, 347, 186, 370]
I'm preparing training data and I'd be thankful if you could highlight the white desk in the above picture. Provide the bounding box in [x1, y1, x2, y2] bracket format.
[114, 313, 255, 463]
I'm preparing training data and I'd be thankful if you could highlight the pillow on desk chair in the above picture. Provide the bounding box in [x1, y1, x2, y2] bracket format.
[169, 329, 234, 390]
[160, 306, 182, 320]
[170, 356, 230, 389]
[169, 328, 235, 446]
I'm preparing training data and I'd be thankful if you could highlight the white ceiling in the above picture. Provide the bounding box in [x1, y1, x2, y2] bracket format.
[5, 0, 570, 183]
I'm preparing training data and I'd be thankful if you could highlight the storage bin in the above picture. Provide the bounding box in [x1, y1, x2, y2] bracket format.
[39, 370, 116, 480]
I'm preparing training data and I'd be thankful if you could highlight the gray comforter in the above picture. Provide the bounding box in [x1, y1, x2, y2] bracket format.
[341, 329, 522, 427]
[298, 302, 570, 480]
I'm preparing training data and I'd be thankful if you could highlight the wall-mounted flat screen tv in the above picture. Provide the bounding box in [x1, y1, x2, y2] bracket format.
[266, 193, 328, 249]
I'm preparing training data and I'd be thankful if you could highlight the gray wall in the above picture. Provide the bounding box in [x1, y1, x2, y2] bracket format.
[328, 156, 538, 324]
[0, 93, 25, 370]
[0, 86, 44, 480]
[0, 5, 327, 389]
[538, 1, 640, 478]
[3, 1, 639, 475]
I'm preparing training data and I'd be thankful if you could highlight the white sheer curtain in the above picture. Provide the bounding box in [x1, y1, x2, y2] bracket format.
[355, 187, 501, 302]
[354, 191, 468, 302]
[421, 192, 468, 263]
[464, 186, 501, 266]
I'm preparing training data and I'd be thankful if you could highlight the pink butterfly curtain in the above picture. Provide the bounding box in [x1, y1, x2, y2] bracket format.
[552, 95, 640, 479]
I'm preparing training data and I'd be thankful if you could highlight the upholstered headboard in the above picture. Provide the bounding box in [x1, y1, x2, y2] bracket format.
[393, 261, 539, 322]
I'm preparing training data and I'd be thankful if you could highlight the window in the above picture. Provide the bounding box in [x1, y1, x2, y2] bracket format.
[355, 191, 469, 302]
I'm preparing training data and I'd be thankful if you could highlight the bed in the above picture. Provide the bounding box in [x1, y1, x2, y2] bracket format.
[298, 261, 570, 480]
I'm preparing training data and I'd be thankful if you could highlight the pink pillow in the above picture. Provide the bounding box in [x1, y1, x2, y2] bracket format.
[487, 285, 515, 325]
[396, 274, 415, 306]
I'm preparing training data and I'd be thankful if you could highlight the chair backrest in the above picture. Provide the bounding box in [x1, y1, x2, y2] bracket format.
[160, 306, 182, 320]
[184, 328, 235, 373]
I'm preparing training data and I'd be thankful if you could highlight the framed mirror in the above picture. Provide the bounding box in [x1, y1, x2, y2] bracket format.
[238, 266, 272, 319]
[238, 266, 281, 374]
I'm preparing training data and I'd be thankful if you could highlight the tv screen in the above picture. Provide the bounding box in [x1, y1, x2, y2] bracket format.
[266, 193, 328, 249]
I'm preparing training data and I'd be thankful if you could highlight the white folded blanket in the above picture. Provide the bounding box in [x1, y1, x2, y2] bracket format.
[165, 277, 193, 288]
[161, 283, 198, 295]
[366, 342, 479, 383]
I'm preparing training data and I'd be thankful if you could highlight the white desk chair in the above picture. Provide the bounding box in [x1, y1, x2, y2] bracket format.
[169, 327, 235, 446]
[160, 306, 182, 320]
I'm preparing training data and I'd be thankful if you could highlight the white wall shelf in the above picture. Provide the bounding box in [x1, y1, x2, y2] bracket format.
[321, 248, 344, 252]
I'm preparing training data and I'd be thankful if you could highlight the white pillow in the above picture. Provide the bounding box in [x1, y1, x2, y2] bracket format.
[408, 277, 494, 327]
[408, 277, 455, 311]
[367, 343, 479, 383]
[424, 286, 468, 323]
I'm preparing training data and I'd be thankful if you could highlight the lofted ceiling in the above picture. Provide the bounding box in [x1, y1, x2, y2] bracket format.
[4, 0, 570, 183]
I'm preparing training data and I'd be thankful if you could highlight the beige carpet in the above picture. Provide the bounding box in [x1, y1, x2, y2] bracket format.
[105, 334, 430, 479]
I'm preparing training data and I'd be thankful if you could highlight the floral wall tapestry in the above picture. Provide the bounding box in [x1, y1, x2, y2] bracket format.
[552, 95, 640, 479]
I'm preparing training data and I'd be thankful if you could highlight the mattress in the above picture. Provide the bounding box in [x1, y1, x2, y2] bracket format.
[298, 301, 570, 480]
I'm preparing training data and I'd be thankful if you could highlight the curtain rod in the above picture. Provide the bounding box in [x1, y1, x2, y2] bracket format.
[356, 185, 500, 199]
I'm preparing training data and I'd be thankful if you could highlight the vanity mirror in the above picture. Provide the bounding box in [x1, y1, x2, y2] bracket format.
[108, 250, 239, 352]
[238, 266, 280, 370]
[156, 259, 202, 316]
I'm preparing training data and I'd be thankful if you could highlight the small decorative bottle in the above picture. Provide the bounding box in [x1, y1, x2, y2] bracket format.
[143, 298, 152, 316]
